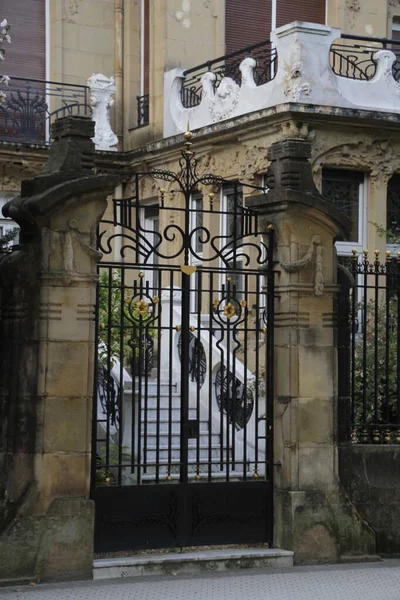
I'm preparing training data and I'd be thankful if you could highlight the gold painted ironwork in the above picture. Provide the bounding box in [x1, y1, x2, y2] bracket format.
[152, 296, 160, 304]
[223, 302, 236, 319]
[138, 271, 145, 278]
[136, 299, 150, 317]
[181, 264, 197, 275]
[240, 300, 247, 308]
[175, 325, 181, 331]
[189, 325, 196, 332]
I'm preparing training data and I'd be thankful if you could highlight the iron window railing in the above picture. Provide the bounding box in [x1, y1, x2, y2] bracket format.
[137, 94, 149, 127]
[0, 76, 91, 145]
[330, 33, 400, 81]
[338, 252, 400, 444]
[181, 39, 277, 109]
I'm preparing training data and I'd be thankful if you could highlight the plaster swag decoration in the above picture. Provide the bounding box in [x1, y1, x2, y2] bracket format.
[88, 73, 118, 152]
[281, 235, 324, 296]
[164, 21, 400, 138]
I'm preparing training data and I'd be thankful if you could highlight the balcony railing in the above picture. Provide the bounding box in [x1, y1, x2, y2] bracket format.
[330, 34, 400, 81]
[0, 77, 91, 145]
[165, 22, 400, 138]
[181, 39, 277, 109]
[137, 94, 149, 127]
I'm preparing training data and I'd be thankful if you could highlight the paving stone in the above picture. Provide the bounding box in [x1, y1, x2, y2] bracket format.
[1, 560, 400, 600]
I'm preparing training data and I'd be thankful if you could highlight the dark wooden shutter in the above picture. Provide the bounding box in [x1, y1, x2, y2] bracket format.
[276, 0, 326, 29]
[1, 0, 45, 80]
[225, 0, 272, 55]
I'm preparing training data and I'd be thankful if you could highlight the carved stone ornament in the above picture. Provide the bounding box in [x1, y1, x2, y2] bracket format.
[284, 62, 312, 102]
[202, 72, 240, 123]
[312, 138, 397, 190]
[281, 235, 324, 296]
[63, 0, 81, 20]
[346, 0, 360, 28]
[88, 73, 119, 152]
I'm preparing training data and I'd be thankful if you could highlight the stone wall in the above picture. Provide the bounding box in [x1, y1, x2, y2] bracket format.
[0, 117, 119, 585]
[340, 445, 400, 555]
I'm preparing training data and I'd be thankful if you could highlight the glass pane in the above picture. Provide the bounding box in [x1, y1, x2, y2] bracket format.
[322, 169, 362, 242]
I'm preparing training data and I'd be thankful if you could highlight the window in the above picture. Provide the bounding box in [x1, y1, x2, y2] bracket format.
[225, 0, 326, 54]
[322, 169, 367, 256]
[392, 18, 400, 41]
[142, 204, 159, 295]
[387, 175, 400, 252]
[190, 193, 204, 314]
[220, 185, 244, 299]
[191, 194, 204, 257]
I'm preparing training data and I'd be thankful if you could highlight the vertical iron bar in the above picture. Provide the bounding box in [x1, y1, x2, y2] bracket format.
[374, 255, 379, 424]
[242, 272, 249, 480]
[135, 276, 142, 484]
[90, 270, 101, 496]
[266, 228, 275, 545]
[397, 256, 400, 423]
[208, 271, 214, 482]
[225, 278, 231, 482]
[195, 270, 202, 476]
[167, 270, 174, 478]
[155, 267, 162, 484]
[180, 270, 190, 486]
[350, 254, 357, 430]
[118, 267, 125, 486]
[385, 259, 391, 425]
[362, 256, 368, 429]
[106, 266, 112, 469]
[131, 279, 137, 476]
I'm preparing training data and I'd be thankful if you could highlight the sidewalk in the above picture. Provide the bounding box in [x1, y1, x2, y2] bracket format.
[1, 560, 400, 600]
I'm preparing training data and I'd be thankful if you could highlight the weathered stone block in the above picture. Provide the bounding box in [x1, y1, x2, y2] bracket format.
[43, 397, 90, 453]
[44, 341, 90, 397]
[39, 454, 89, 509]
[298, 345, 334, 399]
[298, 446, 336, 490]
[298, 397, 333, 446]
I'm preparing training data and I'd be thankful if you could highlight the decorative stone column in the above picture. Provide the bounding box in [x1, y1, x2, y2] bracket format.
[88, 73, 119, 152]
[248, 139, 376, 563]
[0, 116, 119, 584]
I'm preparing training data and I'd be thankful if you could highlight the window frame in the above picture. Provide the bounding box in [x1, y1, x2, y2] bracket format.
[321, 169, 368, 257]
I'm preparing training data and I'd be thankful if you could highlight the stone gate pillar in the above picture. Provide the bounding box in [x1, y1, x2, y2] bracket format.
[0, 116, 119, 584]
[249, 139, 376, 563]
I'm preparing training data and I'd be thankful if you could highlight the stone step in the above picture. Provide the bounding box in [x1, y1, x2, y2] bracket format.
[141, 468, 261, 481]
[140, 407, 199, 419]
[146, 432, 220, 446]
[93, 547, 294, 580]
[140, 418, 210, 435]
[143, 444, 227, 463]
[125, 380, 178, 392]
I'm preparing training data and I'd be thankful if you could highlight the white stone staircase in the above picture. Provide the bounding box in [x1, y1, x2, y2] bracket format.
[127, 379, 250, 482]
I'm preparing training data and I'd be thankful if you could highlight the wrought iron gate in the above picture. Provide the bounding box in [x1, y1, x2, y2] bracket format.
[92, 136, 275, 552]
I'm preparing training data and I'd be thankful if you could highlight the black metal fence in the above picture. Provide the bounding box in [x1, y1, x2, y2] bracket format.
[338, 251, 400, 444]
[331, 34, 400, 81]
[0, 76, 91, 145]
[181, 39, 277, 108]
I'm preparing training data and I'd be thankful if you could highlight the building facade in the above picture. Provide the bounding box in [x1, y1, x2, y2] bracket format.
[3, 0, 400, 580]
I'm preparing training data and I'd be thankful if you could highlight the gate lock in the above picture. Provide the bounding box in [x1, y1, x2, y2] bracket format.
[187, 419, 199, 439]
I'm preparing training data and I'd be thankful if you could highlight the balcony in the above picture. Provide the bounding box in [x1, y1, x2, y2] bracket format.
[164, 22, 400, 138]
[0, 77, 91, 145]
